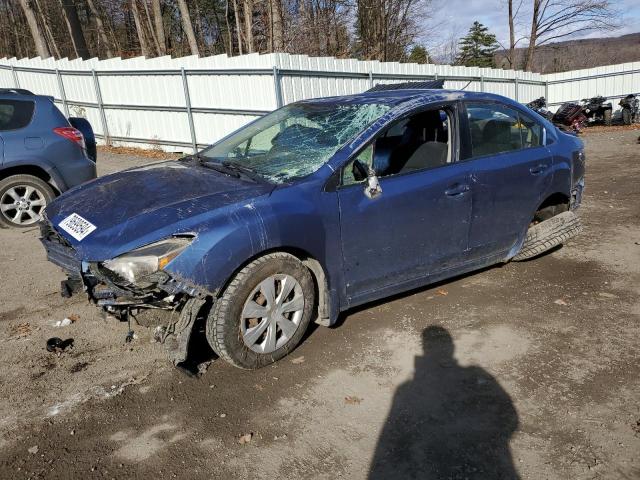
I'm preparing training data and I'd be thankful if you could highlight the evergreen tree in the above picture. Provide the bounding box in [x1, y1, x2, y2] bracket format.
[408, 45, 429, 64]
[455, 21, 498, 67]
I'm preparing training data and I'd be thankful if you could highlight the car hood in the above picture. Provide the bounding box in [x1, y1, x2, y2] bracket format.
[45, 159, 274, 260]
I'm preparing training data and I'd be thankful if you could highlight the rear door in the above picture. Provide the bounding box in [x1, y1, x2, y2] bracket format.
[463, 102, 552, 258]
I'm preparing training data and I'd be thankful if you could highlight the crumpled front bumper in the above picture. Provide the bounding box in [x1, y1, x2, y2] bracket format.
[39, 219, 209, 365]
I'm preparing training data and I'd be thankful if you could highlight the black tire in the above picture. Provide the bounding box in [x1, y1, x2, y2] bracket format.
[513, 211, 582, 261]
[622, 109, 632, 126]
[206, 252, 315, 369]
[0, 174, 55, 229]
[603, 109, 612, 126]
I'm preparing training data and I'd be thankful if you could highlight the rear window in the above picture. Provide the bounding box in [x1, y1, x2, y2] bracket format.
[0, 100, 35, 131]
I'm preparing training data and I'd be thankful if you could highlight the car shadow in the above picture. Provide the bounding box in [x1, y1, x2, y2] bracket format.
[368, 326, 520, 479]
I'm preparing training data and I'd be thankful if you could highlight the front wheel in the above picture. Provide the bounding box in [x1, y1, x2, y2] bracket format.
[206, 252, 315, 369]
[0, 175, 55, 228]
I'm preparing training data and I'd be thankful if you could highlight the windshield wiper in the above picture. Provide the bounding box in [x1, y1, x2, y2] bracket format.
[221, 161, 269, 184]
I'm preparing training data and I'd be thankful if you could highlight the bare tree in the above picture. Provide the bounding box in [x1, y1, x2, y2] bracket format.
[131, 0, 150, 56]
[59, 0, 91, 59]
[524, 0, 618, 71]
[18, 0, 51, 57]
[86, 0, 114, 57]
[243, 0, 254, 53]
[151, 0, 166, 55]
[176, 0, 199, 55]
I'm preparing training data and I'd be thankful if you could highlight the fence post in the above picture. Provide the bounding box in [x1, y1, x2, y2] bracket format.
[181, 67, 197, 153]
[480, 75, 485, 92]
[10, 65, 20, 88]
[514, 77, 519, 101]
[272, 66, 283, 108]
[368, 70, 374, 89]
[91, 69, 110, 146]
[56, 69, 70, 117]
[545, 80, 549, 102]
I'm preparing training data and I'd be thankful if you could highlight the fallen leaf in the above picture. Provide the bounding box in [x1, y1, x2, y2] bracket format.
[345, 395, 363, 405]
[554, 299, 568, 306]
[291, 356, 305, 364]
[238, 432, 253, 445]
[10, 323, 31, 338]
[68, 314, 80, 322]
[436, 289, 448, 296]
[598, 292, 618, 299]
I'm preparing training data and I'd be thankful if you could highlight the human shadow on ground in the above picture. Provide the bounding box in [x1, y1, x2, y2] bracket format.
[369, 326, 520, 479]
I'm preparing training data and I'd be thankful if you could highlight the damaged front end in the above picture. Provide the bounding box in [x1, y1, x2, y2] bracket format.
[40, 219, 209, 365]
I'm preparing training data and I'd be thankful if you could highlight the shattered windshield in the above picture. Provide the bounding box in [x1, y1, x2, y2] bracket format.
[200, 101, 391, 183]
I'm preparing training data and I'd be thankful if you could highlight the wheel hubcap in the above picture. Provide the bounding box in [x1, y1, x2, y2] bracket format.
[0, 185, 46, 226]
[240, 274, 305, 354]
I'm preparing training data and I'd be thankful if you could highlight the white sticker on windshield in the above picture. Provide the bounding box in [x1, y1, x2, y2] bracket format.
[58, 213, 96, 241]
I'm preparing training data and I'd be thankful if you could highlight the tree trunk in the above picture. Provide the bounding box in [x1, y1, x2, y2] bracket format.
[59, 0, 91, 59]
[243, 0, 253, 53]
[35, 0, 61, 58]
[131, 0, 150, 56]
[270, 0, 284, 51]
[18, 0, 51, 58]
[151, 0, 166, 55]
[508, 0, 515, 68]
[142, 0, 162, 55]
[232, 0, 243, 54]
[176, 0, 199, 56]
[524, 0, 541, 71]
[224, 0, 233, 54]
[85, 0, 113, 57]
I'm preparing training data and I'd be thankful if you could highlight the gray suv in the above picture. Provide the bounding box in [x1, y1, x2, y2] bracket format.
[0, 89, 97, 228]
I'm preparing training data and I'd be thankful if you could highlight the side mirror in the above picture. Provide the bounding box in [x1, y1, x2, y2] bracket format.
[352, 159, 382, 200]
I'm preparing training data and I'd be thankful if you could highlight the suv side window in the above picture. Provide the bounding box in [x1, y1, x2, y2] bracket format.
[342, 107, 453, 186]
[467, 102, 543, 157]
[0, 100, 35, 131]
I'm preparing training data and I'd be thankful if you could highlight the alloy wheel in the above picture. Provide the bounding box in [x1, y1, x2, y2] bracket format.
[0, 185, 47, 226]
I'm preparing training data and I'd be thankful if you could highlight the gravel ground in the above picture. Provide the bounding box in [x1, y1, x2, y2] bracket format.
[0, 130, 638, 479]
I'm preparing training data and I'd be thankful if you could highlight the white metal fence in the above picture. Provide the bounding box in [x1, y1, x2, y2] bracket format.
[0, 53, 638, 152]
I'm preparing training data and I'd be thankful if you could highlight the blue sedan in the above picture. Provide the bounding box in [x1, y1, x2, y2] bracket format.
[40, 87, 584, 369]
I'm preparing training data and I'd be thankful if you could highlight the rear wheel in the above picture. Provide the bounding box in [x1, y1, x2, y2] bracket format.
[622, 109, 632, 125]
[0, 175, 55, 228]
[514, 211, 582, 261]
[206, 252, 315, 369]
[604, 109, 612, 126]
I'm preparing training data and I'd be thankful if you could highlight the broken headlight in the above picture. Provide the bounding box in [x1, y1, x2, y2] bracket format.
[102, 237, 192, 284]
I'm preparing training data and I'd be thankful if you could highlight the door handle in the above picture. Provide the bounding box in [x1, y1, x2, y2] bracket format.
[445, 183, 470, 197]
[529, 164, 548, 175]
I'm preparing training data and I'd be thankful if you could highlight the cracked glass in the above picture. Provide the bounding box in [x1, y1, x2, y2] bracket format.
[201, 101, 391, 183]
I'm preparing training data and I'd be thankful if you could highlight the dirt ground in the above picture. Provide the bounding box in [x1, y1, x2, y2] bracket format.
[0, 130, 638, 479]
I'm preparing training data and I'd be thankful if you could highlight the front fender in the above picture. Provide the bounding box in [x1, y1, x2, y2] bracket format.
[165, 183, 343, 313]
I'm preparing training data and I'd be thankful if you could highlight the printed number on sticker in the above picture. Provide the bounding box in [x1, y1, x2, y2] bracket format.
[58, 213, 97, 241]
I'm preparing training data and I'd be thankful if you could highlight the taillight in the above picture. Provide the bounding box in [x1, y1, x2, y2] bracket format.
[53, 127, 85, 149]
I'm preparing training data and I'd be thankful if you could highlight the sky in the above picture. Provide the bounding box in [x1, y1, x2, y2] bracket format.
[424, 0, 640, 57]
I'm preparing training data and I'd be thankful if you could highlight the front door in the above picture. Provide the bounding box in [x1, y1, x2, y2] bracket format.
[336, 106, 472, 305]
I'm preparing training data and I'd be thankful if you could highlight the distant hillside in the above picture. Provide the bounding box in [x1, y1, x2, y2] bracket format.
[494, 33, 640, 73]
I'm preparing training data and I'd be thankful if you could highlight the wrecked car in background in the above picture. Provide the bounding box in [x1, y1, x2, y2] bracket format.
[40, 85, 585, 369]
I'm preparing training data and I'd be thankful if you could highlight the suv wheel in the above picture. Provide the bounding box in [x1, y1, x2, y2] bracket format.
[206, 252, 315, 369]
[0, 175, 55, 228]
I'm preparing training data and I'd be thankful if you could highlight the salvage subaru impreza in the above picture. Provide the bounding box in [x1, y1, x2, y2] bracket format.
[40, 85, 584, 369]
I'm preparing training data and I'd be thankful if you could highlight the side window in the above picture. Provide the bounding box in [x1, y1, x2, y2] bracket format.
[0, 100, 35, 131]
[518, 114, 542, 148]
[467, 103, 523, 157]
[341, 108, 452, 186]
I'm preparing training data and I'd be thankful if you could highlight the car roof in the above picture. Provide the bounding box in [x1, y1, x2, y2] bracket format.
[0, 89, 49, 101]
[299, 88, 515, 109]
